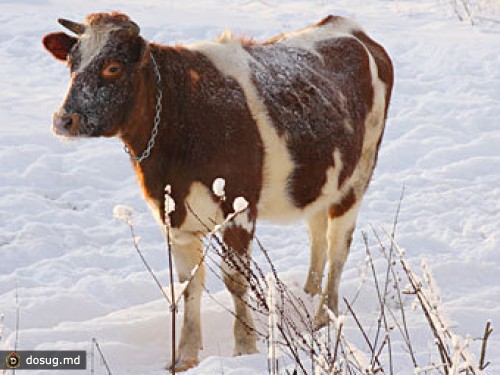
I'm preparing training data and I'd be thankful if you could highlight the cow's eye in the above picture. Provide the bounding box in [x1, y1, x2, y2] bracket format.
[102, 61, 123, 79]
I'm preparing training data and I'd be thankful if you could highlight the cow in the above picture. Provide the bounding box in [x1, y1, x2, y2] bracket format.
[43, 12, 393, 371]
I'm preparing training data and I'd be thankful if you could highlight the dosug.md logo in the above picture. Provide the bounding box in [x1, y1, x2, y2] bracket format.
[6, 352, 21, 369]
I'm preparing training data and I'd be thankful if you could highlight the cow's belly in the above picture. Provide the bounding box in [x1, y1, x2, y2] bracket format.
[257, 145, 343, 223]
[257, 124, 383, 224]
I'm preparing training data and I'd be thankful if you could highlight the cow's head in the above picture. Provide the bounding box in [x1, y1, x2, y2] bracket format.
[43, 12, 146, 138]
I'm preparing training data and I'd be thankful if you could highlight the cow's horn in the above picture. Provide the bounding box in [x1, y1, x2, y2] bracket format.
[58, 18, 85, 35]
[128, 21, 140, 35]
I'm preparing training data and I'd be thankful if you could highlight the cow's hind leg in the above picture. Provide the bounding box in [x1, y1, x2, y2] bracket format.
[315, 197, 361, 328]
[222, 211, 258, 356]
[168, 231, 205, 372]
[304, 210, 328, 296]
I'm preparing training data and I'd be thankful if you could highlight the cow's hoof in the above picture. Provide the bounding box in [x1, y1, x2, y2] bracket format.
[234, 343, 259, 356]
[303, 272, 322, 296]
[303, 280, 321, 296]
[313, 310, 330, 331]
[166, 358, 199, 373]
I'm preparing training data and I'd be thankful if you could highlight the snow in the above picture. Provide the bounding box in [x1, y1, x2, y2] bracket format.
[232, 196, 249, 213]
[0, 0, 499, 374]
[164, 185, 175, 218]
[212, 178, 226, 199]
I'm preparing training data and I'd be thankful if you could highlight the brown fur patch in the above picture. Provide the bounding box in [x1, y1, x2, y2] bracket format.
[223, 225, 253, 256]
[84, 12, 132, 28]
[328, 188, 356, 218]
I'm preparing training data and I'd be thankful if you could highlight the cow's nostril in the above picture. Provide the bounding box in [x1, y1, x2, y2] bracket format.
[61, 115, 73, 130]
[53, 113, 80, 137]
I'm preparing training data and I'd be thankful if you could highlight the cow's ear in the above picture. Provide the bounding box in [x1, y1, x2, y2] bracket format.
[42, 32, 77, 61]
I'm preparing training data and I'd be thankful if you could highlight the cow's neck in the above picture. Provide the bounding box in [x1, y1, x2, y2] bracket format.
[119, 44, 191, 225]
[120, 46, 163, 160]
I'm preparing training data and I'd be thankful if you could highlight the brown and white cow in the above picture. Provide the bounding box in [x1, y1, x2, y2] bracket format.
[43, 12, 393, 371]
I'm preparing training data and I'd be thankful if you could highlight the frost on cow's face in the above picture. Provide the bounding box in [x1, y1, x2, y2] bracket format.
[43, 13, 145, 138]
[64, 31, 144, 137]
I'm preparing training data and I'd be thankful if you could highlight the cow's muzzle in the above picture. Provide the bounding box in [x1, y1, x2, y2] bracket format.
[53, 112, 80, 137]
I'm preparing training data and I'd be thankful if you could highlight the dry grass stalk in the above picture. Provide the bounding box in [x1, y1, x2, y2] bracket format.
[92, 337, 113, 375]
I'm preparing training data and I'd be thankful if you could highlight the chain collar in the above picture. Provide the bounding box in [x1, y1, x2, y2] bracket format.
[124, 51, 163, 163]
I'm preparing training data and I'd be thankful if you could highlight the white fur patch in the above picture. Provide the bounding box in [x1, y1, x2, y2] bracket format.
[182, 182, 224, 233]
[146, 182, 224, 235]
[280, 17, 362, 58]
[231, 209, 253, 232]
[78, 24, 119, 72]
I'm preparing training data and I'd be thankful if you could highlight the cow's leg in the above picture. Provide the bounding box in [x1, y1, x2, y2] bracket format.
[304, 210, 328, 296]
[168, 231, 205, 372]
[315, 200, 361, 327]
[221, 211, 258, 356]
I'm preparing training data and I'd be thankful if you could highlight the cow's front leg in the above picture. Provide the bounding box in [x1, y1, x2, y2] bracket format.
[221, 211, 258, 356]
[168, 230, 205, 372]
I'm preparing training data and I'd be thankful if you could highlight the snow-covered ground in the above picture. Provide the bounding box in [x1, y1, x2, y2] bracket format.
[0, 0, 499, 373]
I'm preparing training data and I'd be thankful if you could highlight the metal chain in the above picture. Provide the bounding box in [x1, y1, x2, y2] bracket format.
[124, 51, 163, 163]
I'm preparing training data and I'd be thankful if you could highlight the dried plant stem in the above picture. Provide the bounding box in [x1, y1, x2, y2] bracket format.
[128, 224, 171, 304]
[362, 233, 393, 373]
[450, 0, 475, 24]
[278, 322, 307, 375]
[0, 313, 3, 350]
[343, 297, 383, 371]
[92, 338, 112, 375]
[14, 280, 19, 352]
[11, 280, 20, 375]
[0, 313, 5, 375]
[90, 337, 95, 375]
[399, 256, 452, 370]
[479, 320, 492, 370]
[165, 222, 176, 375]
[385, 226, 483, 374]
[0, 314, 5, 350]
[330, 321, 343, 372]
[459, 0, 475, 24]
[371, 226, 417, 367]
